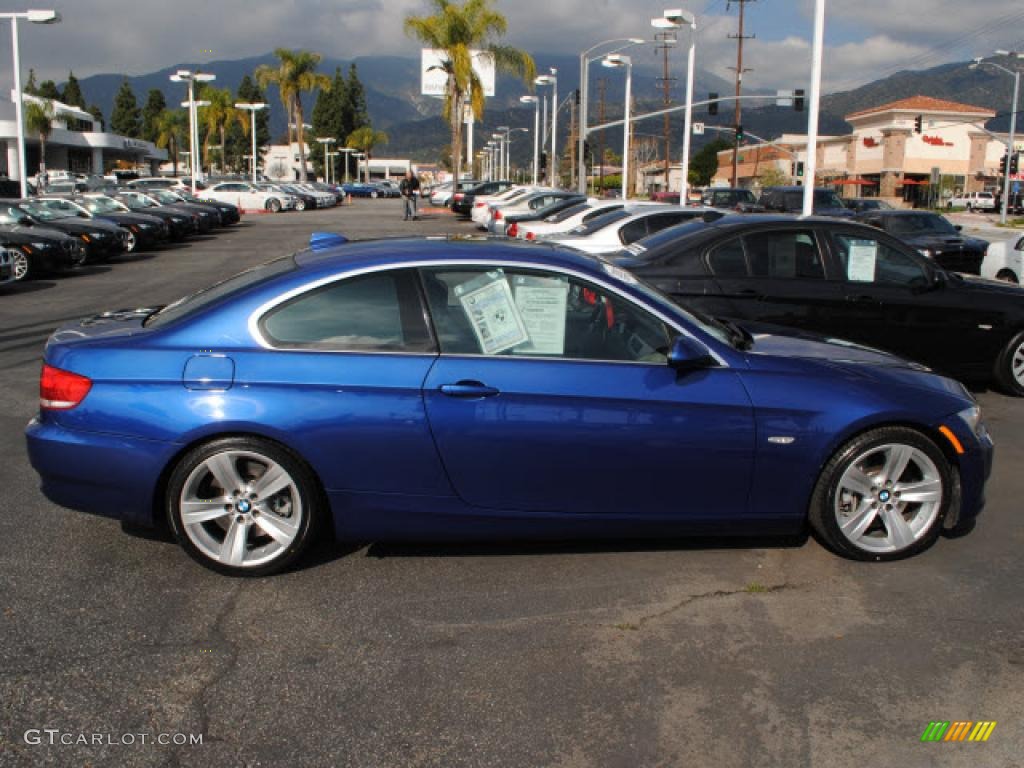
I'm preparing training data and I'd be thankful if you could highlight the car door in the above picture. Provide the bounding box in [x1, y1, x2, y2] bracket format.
[825, 228, 968, 368]
[418, 264, 755, 518]
[706, 227, 846, 335]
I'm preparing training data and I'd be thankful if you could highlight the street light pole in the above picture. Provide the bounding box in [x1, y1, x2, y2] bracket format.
[974, 52, 1023, 225]
[172, 70, 216, 194]
[316, 137, 336, 184]
[521, 96, 540, 185]
[235, 102, 267, 185]
[802, 0, 826, 217]
[1, 9, 61, 198]
[603, 54, 632, 200]
[577, 38, 646, 194]
[654, 10, 698, 205]
[550, 69, 558, 186]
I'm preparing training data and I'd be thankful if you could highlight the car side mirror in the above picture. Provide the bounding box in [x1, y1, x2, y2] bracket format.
[18, 216, 33, 226]
[667, 336, 717, 374]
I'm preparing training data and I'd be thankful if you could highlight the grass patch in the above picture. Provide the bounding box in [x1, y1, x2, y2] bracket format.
[745, 581, 768, 593]
[613, 622, 640, 631]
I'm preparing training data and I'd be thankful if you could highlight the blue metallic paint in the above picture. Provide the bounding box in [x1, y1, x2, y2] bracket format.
[26, 238, 992, 544]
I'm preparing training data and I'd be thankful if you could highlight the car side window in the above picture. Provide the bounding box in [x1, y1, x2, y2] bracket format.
[420, 267, 674, 364]
[707, 238, 748, 276]
[260, 269, 433, 352]
[832, 233, 928, 287]
[619, 218, 650, 245]
[745, 230, 824, 279]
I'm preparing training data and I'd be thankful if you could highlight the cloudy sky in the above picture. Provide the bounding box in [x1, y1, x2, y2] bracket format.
[1, 0, 1022, 94]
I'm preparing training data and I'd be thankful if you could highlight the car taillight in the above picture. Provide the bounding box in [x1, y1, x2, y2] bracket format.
[475, 202, 486, 208]
[526, 231, 535, 240]
[508, 222, 518, 237]
[494, 209, 503, 220]
[40, 364, 92, 410]
[454, 193, 464, 200]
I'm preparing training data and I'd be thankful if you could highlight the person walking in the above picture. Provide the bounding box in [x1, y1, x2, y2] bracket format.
[400, 170, 421, 221]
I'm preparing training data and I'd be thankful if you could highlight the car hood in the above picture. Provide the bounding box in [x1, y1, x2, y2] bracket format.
[0, 224, 76, 242]
[949, 271, 1024, 296]
[903, 233, 988, 251]
[743, 323, 969, 398]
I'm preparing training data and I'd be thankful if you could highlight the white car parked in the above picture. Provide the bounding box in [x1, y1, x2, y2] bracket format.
[517, 200, 662, 240]
[948, 191, 997, 211]
[205, 182, 297, 212]
[982, 235, 1024, 283]
[472, 186, 538, 228]
[544, 206, 717, 255]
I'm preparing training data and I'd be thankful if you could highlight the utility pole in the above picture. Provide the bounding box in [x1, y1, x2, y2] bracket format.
[569, 95, 577, 189]
[728, 0, 755, 187]
[655, 30, 678, 192]
[597, 77, 607, 194]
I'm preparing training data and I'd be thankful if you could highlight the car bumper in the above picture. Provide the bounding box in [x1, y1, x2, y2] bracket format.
[26, 416, 175, 527]
[943, 418, 994, 524]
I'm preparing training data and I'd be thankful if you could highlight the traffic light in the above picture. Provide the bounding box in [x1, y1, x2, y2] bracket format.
[795, 161, 804, 178]
[708, 92, 718, 116]
[914, 115, 923, 134]
[574, 89, 580, 106]
[540, 151, 548, 171]
[794, 89, 805, 112]
[735, 125, 744, 143]
[1012, 152, 1020, 174]
[999, 154, 1008, 175]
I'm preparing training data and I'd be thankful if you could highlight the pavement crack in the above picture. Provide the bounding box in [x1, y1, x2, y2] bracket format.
[612, 582, 799, 631]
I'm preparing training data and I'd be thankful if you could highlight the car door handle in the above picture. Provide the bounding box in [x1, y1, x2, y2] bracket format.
[439, 381, 500, 398]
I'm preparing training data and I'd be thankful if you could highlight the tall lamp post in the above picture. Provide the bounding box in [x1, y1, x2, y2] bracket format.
[171, 69, 216, 194]
[578, 37, 645, 194]
[337, 147, 354, 184]
[971, 51, 1023, 225]
[602, 54, 633, 200]
[1, 8, 61, 198]
[653, 9, 697, 205]
[520, 96, 540, 185]
[315, 137, 336, 184]
[534, 73, 558, 184]
[235, 101, 267, 185]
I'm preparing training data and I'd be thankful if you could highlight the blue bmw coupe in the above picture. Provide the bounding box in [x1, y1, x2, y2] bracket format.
[26, 236, 992, 575]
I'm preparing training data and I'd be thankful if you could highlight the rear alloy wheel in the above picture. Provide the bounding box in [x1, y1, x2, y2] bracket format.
[294, 199, 307, 212]
[370, 190, 378, 199]
[123, 230, 137, 253]
[809, 427, 950, 560]
[994, 330, 1024, 396]
[167, 437, 320, 576]
[9, 248, 30, 281]
[266, 197, 282, 213]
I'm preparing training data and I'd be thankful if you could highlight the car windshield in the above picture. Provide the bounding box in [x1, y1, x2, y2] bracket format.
[19, 201, 68, 220]
[81, 196, 129, 214]
[145, 257, 298, 328]
[149, 189, 182, 204]
[709, 190, 755, 206]
[569, 208, 632, 235]
[885, 214, 958, 236]
[121, 193, 156, 208]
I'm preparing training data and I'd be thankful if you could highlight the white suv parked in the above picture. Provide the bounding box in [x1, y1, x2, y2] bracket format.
[948, 191, 997, 211]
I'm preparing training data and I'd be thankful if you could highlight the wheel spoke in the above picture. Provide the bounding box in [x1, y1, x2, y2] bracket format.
[881, 508, 915, 549]
[252, 462, 291, 499]
[253, 511, 299, 546]
[181, 500, 230, 526]
[893, 478, 942, 504]
[881, 445, 913, 485]
[840, 467, 875, 498]
[221, 518, 249, 566]
[205, 453, 244, 494]
[840, 499, 878, 540]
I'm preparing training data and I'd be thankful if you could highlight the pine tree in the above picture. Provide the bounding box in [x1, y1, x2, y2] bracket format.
[23, 69, 39, 96]
[37, 80, 61, 100]
[235, 75, 269, 148]
[61, 71, 85, 108]
[87, 104, 104, 130]
[110, 79, 141, 137]
[345, 63, 369, 131]
[141, 88, 167, 143]
[311, 67, 347, 179]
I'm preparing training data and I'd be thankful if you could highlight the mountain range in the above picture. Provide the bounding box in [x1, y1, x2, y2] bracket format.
[67, 51, 1020, 165]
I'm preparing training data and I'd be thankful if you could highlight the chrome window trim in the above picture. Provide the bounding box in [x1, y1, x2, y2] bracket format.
[247, 258, 729, 367]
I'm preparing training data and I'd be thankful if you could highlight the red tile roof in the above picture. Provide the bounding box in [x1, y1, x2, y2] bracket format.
[846, 95, 995, 120]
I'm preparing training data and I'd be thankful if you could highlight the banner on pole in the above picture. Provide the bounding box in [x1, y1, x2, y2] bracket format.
[421, 49, 496, 98]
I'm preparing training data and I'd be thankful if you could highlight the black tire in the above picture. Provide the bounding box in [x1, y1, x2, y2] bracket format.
[166, 436, 322, 576]
[266, 197, 282, 213]
[994, 330, 1024, 396]
[995, 269, 1019, 284]
[808, 426, 951, 561]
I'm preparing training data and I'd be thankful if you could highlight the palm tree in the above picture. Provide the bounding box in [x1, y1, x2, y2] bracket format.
[24, 99, 62, 183]
[346, 126, 389, 182]
[404, 0, 535, 184]
[199, 87, 248, 173]
[154, 109, 189, 177]
[255, 49, 331, 181]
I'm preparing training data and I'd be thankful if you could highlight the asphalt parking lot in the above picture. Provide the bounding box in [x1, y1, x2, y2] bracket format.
[1, 200, 1022, 767]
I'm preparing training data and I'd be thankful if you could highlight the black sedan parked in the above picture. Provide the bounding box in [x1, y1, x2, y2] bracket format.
[452, 180, 514, 216]
[758, 186, 856, 218]
[104, 192, 196, 240]
[55, 195, 170, 251]
[6, 199, 127, 262]
[616, 214, 1024, 394]
[145, 188, 233, 227]
[854, 209, 988, 275]
[0, 216, 86, 281]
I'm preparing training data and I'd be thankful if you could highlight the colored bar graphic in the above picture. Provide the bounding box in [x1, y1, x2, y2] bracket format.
[968, 722, 997, 742]
[921, 721, 996, 742]
[921, 722, 949, 742]
[944, 721, 972, 741]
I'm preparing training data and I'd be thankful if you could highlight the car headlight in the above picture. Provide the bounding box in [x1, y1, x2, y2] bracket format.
[917, 248, 934, 258]
[956, 405, 989, 441]
[32, 241, 49, 249]
[90, 232, 105, 238]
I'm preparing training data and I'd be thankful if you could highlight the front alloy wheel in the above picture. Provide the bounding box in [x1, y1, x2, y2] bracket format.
[266, 197, 282, 213]
[167, 438, 320, 575]
[995, 331, 1024, 396]
[810, 427, 950, 560]
[9, 249, 30, 281]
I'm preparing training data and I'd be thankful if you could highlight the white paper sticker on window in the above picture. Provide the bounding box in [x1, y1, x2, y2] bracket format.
[513, 275, 568, 354]
[847, 240, 878, 282]
[454, 271, 529, 355]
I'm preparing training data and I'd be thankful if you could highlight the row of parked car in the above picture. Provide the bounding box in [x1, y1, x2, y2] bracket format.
[446, 181, 1024, 396]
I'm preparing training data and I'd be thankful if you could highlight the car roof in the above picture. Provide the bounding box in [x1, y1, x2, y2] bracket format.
[858, 209, 939, 217]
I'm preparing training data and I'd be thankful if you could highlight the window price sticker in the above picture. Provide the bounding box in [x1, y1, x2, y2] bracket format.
[513, 275, 568, 355]
[846, 240, 878, 282]
[455, 271, 529, 354]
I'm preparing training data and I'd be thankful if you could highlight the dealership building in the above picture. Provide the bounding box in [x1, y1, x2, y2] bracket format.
[711, 95, 1020, 204]
[0, 94, 166, 181]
